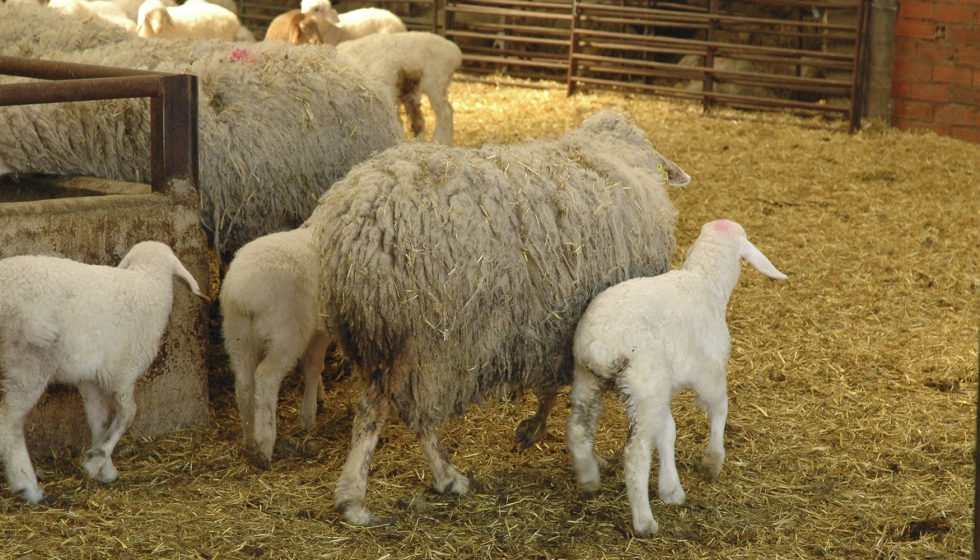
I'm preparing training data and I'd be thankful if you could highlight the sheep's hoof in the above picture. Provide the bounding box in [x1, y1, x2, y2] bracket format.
[336, 500, 391, 527]
[632, 517, 659, 538]
[579, 479, 600, 498]
[659, 484, 685, 506]
[249, 452, 272, 471]
[514, 415, 547, 451]
[15, 486, 46, 504]
[696, 457, 723, 483]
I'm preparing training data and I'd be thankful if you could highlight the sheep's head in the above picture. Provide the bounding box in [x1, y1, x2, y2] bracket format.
[301, 0, 340, 24]
[289, 12, 324, 45]
[136, 1, 172, 38]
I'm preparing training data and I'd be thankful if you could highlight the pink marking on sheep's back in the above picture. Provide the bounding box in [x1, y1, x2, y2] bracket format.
[230, 48, 253, 63]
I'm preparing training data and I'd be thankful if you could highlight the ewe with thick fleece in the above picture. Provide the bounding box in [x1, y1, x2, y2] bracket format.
[337, 32, 462, 145]
[220, 227, 331, 469]
[136, 0, 240, 40]
[0, 3, 131, 58]
[567, 219, 787, 537]
[308, 110, 690, 526]
[0, 24, 403, 256]
[47, 0, 138, 33]
[0, 242, 209, 503]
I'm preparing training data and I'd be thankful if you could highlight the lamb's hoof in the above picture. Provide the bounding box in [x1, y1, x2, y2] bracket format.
[659, 484, 685, 506]
[336, 500, 391, 527]
[696, 458, 723, 483]
[15, 485, 46, 504]
[632, 517, 659, 538]
[435, 471, 475, 496]
[515, 415, 546, 451]
[249, 452, 272, 471]
[94, 463, 119, 484]
[579, 480, 600, 498]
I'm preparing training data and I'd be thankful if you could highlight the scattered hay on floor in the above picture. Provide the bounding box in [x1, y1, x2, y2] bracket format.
[1, 77, 977, 559]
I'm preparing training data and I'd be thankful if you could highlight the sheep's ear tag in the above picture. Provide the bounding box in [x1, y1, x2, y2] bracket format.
[655, 164, 669, 183]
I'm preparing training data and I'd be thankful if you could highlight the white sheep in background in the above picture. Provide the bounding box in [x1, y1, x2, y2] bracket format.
[337, 32, 462, 145]
[109, 0, 176, 22]
[566, 219, 787, 537]
[220, 227, 331, 469]
[299, 0, 340, 25]
[48, 0, 138, 33]
[0, 242, 210, 503]
[264, 9, 323, 45]
[136, 0, 240, 41]
[304, 1, 406, 45]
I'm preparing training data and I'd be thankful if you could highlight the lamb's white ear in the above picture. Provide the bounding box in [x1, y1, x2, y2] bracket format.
[148, 8, 168, 35]
[739, 238, 787, 280]
[171, 257, 212, 303]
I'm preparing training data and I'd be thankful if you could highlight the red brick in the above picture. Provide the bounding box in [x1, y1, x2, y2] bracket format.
[894, 60, 934, 81]
[895, 40, 918, 60]
[896, 20, 938, 40]
[935, 106, 977, 124]
[899, 2, 933, 19]
[892, 81, 950, 103]
[917, 43, 957, 63]
[950, 27, 980, 45]
[893, 99, 935, 121]
[949, 127, 980, 144]
[934, 5, 977, 24]
[961, 47, 980, 68]
[934, 65, 974, 83]
[950, 85, 980, 105]
[894, 120, 951, 137]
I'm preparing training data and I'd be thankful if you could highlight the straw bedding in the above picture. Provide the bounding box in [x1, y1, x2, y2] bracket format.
[0, 79, 977, 559]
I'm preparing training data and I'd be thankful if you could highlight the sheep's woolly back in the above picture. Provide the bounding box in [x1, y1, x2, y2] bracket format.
[308, 110, 686, 429]
[0, 3, 132, 57]
[0, 18, 403, 253]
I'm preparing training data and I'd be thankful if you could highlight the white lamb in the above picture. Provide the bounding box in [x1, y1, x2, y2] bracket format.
[136, 0, 240, 41]
[337, 32, 462, 145]
[109, 0, 176, 22]
[48, 0, 138, 33]
[0, 241, 210, 503]
[566, 219, 787, 537]
[219, 227, 330, 469]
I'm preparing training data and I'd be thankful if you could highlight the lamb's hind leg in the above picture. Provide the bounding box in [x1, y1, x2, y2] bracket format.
[694, 366, 728, 482]
[566, 362, 606, 496]
[299, 332, 331, 432]
[426, 88, 455, 146]
[82, 381, 137, 484]
[77, 381, 117, 483]
[419, 426, 471, 495]
[334, 382, 391, 526]
[0, 364, 50, 503]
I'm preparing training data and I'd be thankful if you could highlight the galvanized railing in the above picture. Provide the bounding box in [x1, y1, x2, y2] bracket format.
[0, 56, 198, 193]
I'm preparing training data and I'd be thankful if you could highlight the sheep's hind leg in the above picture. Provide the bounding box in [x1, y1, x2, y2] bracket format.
[427, 90, 455, 146]
[334, 383, 391, 526]
[299, 333, 331, 432]
[694, 369, 728, 482]
[82, 382, 137, 484]
[566, 363, 606, 496]
[419, 426, 471, 495]
[0, 369, 50, 503]
[77, 381, 117, 483]
[231, 343, 261, 457]
[515, 386, 558, 451]
[250, 349, 299, 469]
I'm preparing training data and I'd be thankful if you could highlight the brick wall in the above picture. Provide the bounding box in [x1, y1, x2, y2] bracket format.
[891, 0, 980, 143]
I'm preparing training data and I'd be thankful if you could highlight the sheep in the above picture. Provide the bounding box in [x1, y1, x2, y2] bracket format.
[0, 241, 210, 503]
[109, 0, 176, 22]
[47, 0, 138, 33]
[136, 0, 240, 41]
[566, 219, 787, 537]
[307, 110, 691, 526]
[299, 0, 340, 25]
[0, 2, 132, 58]
[305, 3, 407, 46]
[0, 11, 404, 258]
[337, 32, 462, 145]
[220, 226, 331, 469]
[264, 9, 322, 45]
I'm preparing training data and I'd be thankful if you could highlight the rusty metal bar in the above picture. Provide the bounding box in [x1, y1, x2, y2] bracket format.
[0, 55, 198, 195]
[848, 0, 869, 134]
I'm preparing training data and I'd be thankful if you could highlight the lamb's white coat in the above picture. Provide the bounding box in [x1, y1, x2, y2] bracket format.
[337, 32, 462, 145]
[109, 0, 176, 23]
[567, 219, 787, 537]
[136, 0, 240, 40]
[48, 0, 137, 33]
[0, 242, 209, 503]
[219, 227, 330, 469]
[312, 6, 406, 45]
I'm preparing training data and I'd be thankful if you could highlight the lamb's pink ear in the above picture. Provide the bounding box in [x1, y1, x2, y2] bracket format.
[148, 8, 168, 35]
[739, 238, 787, 280]
[171, 257, 211, 304]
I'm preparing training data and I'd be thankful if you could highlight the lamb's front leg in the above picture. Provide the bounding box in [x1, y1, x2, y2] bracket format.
[418, 426, 471, 495]
[0, 371, 50, 503]
[334, 384, 391, 526]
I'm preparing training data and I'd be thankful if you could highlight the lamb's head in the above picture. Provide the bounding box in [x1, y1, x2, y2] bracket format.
[689, 220, 787, 280]
[118, 241, 211, 303]
[300, 0, 340, 23]
[136, 0, 172, 38]
[289, 11, 324, 45]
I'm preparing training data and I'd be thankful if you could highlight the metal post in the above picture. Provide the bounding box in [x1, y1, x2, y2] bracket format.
[151, 74, 199, 194]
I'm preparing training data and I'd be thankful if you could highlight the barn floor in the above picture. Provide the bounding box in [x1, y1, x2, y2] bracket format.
[1, 79, 978, 559]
